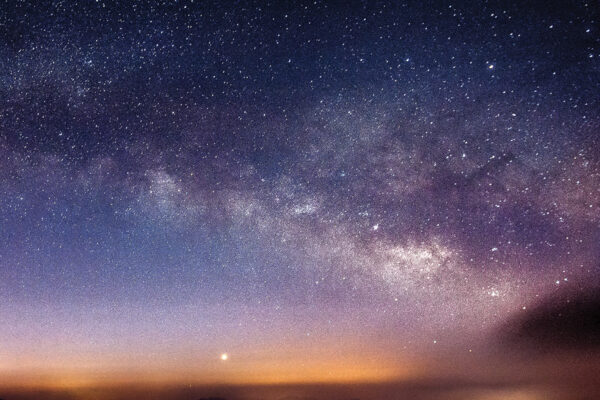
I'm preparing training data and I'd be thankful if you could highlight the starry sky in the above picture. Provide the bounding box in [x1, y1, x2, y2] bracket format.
[0, 1, 599, 399]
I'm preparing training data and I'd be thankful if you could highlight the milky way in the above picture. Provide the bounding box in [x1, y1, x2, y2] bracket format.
[0, 0, 599, 395]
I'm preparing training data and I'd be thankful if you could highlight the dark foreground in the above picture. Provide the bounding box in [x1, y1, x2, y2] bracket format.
[2, 379, 600, 400]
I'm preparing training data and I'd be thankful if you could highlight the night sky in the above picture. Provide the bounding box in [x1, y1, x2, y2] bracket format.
[1, 1, 599, 399]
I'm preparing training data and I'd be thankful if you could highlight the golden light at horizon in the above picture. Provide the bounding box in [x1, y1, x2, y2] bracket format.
[0, 345, 419, 390]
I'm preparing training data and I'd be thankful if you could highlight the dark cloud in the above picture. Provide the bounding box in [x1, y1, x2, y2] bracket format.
[500, 283, 600, 350]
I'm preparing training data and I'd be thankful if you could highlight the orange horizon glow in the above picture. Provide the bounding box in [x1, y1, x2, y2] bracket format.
[0, 351, 422, 390]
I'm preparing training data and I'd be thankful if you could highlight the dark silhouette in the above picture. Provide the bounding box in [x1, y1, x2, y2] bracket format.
[197, 398, 227, 400]
[501, 286, 600, 350]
